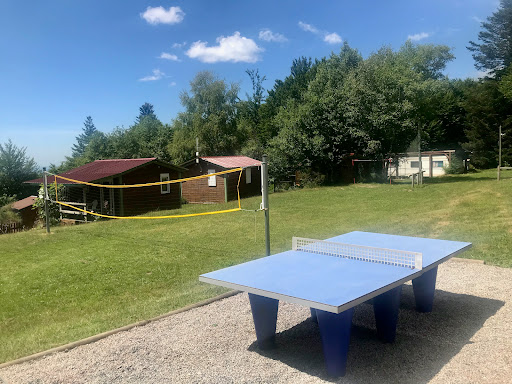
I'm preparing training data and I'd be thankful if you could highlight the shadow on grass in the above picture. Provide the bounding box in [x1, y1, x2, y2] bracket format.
[424, 175, 500, 184]
[247, 285, 504, 383]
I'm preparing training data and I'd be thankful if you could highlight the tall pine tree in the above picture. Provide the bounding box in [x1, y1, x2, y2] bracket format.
[136, 103, 157, 123]
[468, 0, 512, 76]
[72, 116, 97, 158]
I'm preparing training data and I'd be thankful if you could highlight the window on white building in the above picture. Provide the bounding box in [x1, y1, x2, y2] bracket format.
[433, 161, 444, 167]
[410, 161, 420, 168]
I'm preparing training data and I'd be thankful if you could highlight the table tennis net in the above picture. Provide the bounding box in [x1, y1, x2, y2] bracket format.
[292, 237, 422, 270]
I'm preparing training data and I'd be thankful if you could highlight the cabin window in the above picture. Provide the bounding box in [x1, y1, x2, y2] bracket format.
[410, 161, 420, 168]
[160, 173, 170, 194]
[433, 161, 444, 168]
[208, 169, 216, 187]
[246, 168, 252, 184]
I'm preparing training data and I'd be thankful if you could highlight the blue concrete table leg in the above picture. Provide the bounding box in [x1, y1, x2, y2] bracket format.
[373, 285, 402, 343]
[310, 308, 318, 323]
[316, 308, 355, 377]
[248, 293, 279, 349]
[412, 266, 438, 312]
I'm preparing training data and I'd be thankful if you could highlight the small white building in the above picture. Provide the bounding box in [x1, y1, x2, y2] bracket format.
[389, 150, 455, 178]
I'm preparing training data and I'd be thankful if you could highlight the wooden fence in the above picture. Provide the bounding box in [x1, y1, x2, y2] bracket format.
[0, 222, 24, 235]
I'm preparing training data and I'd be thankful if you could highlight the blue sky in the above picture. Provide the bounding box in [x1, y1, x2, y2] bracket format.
[0, 0, 499, 167]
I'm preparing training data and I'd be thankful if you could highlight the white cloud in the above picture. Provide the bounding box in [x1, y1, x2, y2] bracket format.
[472, 16, 484, 23]
[169, 81, 177, 87]
[259, 29, 288, 43]
[185, 32, 263, 63]
[298, 21, 319, 34]
[139, 69, 165, 82]
[159, 52, 179, 61]
[299, 21, 342, 44]
[172, 42, 187, 49]
[407, 32, 430, 41]
[141, 6, 185, 25]
[324, 32, 342, 44]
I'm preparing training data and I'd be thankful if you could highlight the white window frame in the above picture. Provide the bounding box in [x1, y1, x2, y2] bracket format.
[246, 168, 252, 184]
[208, 169, 216, 187]
[160, 173, 170, 194]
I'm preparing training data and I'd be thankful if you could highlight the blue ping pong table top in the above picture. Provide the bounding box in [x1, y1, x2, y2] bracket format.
[199, 231, 472, 313]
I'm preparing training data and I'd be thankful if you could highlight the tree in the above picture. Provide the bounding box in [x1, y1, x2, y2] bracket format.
[0, 140, 39, 198]
[122, 118, 173, 161]
[468, 0, 512, 76]
[267, 42, 457, 181]
[462, 80, 512, 167]
[136, 102, 157, 123]
[71, 116, 98, 158]
[399, 41, 455, 80]
[261, 57, 319, 142]
[168, 71, 241, 164]
[238, 69, 267, 159]
[268, 43, 364, 181]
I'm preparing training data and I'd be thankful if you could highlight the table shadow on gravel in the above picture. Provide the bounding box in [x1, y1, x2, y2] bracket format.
[247, 285, 504, 383]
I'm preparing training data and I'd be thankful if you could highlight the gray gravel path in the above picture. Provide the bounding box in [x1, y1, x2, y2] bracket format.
[1, 259, 511, 384]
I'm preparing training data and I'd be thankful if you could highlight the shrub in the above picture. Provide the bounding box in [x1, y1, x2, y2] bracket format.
[0, 203, 21, 226]
[296, 170, 326, 188]
[444, 155, 465, 174]
[33, 184, 66, 226]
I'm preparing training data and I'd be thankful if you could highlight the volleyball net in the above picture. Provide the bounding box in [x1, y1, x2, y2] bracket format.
[47, 167, 247, 220]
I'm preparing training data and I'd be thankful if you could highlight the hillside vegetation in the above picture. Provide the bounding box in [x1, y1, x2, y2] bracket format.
[1, 169, 511, 363]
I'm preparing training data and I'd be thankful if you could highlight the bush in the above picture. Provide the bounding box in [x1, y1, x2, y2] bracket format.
[296, 170, 326, 188]
[444, 155, 465, 174]
[0, 204, 21, 226]
[33, 184, 65, 226]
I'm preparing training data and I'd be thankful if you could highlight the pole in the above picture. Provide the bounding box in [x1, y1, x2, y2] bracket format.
[498, 125, 502, 181]
[43, 167, 50, 234]
[418, 127, 422, 185]
[261, 155, 270, 256]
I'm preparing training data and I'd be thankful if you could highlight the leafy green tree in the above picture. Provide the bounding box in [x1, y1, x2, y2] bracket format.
[260, 57, 319, 143]
[462, 80, 512, 167]
[499, 64, 512, 98]
[168, 71, 241, 164]
[399, 41, 455, 80]
[72, 116, 97, 158]
[468, 0, 512, 76]
[271, 44, 363, 180]
[122, 118, 173, 161]
[342, 47, 418, 160]
[81, 131, 113, 161]
[0, 140, 39, 197]
[267, 42, 456, 181]
[238, 69, 267, 159]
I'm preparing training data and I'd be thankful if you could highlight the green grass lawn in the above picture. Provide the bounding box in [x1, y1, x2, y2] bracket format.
[1, 168, 511, 363]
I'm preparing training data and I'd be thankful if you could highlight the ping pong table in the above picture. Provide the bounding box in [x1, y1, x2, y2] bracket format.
[199, 231, 472, 377]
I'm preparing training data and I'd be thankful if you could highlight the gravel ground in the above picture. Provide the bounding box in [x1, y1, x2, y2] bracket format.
[1, 259, 511, 384]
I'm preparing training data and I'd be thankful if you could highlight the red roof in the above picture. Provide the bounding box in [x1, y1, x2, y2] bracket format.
[25, 158, 159, 184]
[200, 156, 262, 169]
[11, 196, 37, 210]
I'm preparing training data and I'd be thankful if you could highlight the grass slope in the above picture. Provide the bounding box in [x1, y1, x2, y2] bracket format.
[1, 169, 511, 363]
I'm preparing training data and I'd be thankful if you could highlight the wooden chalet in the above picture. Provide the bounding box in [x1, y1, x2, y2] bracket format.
[26, 158, 186, 219]
[181, 156, 262, 204]
[11, 196, 38, 229]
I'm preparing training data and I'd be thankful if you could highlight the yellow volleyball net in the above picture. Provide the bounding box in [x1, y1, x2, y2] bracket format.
[48, 167, 245, 220]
